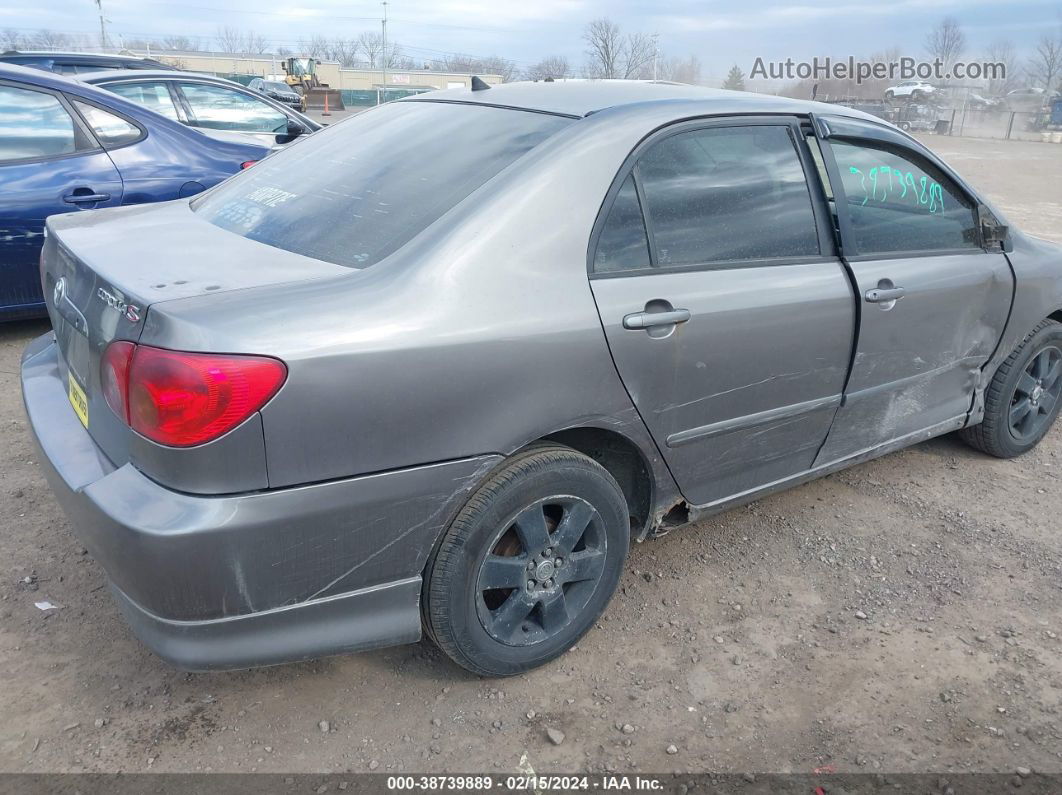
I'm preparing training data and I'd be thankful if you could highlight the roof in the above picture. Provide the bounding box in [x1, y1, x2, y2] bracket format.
[408, 79, 877, 122]
[0, 50, 167, 64]
[76, 69, 226, 84]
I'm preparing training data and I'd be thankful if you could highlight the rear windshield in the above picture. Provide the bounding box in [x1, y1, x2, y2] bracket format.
[194, 101, 572, 268]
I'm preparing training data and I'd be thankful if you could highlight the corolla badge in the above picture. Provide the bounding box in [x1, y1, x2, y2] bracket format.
[96, 286, 141, 323]
[52, 277, 66, 308]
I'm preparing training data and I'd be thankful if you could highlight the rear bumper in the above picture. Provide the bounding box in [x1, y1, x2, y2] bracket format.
[21, 333, 500, 669]
[112, 578, 422, 671]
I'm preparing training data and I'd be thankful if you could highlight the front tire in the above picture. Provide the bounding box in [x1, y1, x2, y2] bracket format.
[961, 319, 1062, 458]
[423, 445, 629, 676]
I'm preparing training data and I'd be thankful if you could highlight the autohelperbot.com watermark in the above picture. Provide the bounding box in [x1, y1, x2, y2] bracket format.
[750, 56, 1006, 83]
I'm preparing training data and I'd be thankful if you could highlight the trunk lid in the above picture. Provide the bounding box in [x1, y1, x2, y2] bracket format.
[42, 200, 349, 466]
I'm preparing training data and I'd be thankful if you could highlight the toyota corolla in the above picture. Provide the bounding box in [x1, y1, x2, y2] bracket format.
[22, 81, 1062, 676]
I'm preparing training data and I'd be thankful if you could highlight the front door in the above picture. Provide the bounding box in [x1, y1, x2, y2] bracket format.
[811, 118, 1013, 462]
[0, 82, 122, 314]
[590, 119, 856, 506]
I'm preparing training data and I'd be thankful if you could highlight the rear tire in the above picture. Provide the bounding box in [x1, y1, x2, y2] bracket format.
[422, 445, 629, 676]
[961, 319, 1062, 458]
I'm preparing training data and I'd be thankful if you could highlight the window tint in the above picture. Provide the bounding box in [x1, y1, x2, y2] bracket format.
[106, 81, 180, 121]
[178, 82, 288, 133]
[594, 174, 651, 273]
[0, 85, 78, 160]
[829, 139, 979, 254]
[73, 101, 141, 147]
[637, 125, 819, 266]
[194, 101, 571, 269]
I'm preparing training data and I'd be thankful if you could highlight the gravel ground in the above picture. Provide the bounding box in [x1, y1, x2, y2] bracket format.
[1, 133, 1060, 777]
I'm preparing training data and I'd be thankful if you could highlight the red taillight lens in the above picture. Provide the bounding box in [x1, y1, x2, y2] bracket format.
[101, 341, 135, 423]
[100, 343, 286, 447]
[240, 160, 257, 169]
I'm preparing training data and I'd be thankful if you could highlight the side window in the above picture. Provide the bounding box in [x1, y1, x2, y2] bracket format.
[0, 85, 81, 161]
[72, 101, 141, 147]
[636, 125, 820, 266]
[178, 82, 288, 133]
[594, 174, 651, 273]
[105, 81, 181, 122]
[828, 139, 979, 254]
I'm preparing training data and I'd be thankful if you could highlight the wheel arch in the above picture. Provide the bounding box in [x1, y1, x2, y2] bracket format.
[531, 425, 659, 542]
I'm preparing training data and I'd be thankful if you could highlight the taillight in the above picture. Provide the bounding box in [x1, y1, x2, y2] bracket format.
[240, 160, 257, 169]
[100, 343, 286, 447]
[101, 341, 135, 423]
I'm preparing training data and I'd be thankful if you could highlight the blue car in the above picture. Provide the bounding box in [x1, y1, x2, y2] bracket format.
[0, 64, 269, 320]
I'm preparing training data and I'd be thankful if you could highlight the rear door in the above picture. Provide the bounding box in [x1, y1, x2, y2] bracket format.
[589, 118, 856, 507]
[0, 81, 122, 314]
[809, 115, 1013, 462]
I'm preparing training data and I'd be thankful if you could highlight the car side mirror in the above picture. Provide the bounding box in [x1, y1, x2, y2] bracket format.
[978, 204, 1010, 251]
[276, 119, 307, 145]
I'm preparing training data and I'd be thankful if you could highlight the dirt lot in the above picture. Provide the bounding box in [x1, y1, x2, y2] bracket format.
[1, 133, 1061, 777]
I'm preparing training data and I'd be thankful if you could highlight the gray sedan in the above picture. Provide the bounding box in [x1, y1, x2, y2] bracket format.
[77, 70, 320, 146]
[22, 81, 1062, 676]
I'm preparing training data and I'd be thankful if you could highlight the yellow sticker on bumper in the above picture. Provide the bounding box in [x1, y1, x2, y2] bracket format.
[68, 372, 89, 429]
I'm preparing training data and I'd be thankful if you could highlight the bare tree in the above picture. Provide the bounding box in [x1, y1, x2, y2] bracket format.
[924, 16, 965, 72]
[243, 31, 269, 54]
[298, 35, 331, 60]
[442, 53, 515, 81]
[32, 29, 71, 49]
[583, 18, 623, 78]
[1027, 27, 1062, 92]
[161, 35, 202, 52]
[1, 28, 23, 50]
[620, 32, 655, 79]
[583, 19, 656, 79]
[984, 39, 1019, 94]
[216, 26, 244, 53]
[525, 55, 570, 81]
[326, 38, 360, 66]
[658, 55, 701, 84]
[357, 31, 384, 67]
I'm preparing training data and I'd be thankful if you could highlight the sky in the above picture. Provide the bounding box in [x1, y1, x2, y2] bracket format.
[5, 0, 1062, 83]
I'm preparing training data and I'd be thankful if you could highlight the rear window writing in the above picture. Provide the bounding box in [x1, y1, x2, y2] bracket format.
[194, 102, 571, 268]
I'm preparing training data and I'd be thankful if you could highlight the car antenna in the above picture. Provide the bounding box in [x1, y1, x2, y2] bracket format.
[471, 75, 491, 91]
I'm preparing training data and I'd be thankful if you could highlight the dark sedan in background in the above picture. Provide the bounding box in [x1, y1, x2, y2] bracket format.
[248, 77, 307, 112]
[0, 63, 268, 319]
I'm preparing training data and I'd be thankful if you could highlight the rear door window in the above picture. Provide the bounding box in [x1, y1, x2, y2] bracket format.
[194, 101, 572, 268]
[635, 125, 820, 267]
[72, 101, 142, 147]
[0, 85, 83, 161]
[594, 174, 651, 273]
[105, 81, 182, 121]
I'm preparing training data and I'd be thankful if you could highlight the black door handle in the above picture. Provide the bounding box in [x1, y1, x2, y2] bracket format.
[865, 286, 906, 303]
[622, 308, 691, 330]
[63, 191, 110, 204]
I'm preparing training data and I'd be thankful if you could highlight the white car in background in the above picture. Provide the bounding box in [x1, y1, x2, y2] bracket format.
[884, 81, 936, 102]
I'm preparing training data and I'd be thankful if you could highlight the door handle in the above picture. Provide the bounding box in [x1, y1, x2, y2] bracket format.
[865, 286, 906, 303]
[622, 308, 691, 330]
[63, 191, 110, 204]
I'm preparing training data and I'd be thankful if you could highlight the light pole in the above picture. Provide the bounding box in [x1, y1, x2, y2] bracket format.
[93, 0, 109, 50]
[652, 33, 659, 81]
[380, 0, 389, 105]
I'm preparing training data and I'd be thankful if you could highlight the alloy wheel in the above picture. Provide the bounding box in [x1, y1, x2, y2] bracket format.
[475, 497, 607, 647]
[1009, 345, 1062, 442]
